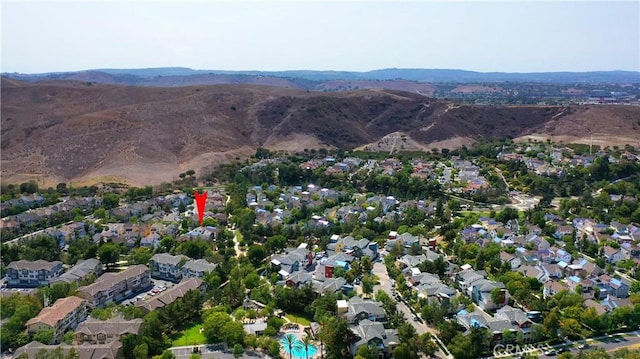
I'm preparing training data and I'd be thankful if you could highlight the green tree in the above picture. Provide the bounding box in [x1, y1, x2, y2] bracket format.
[233, 343, 244, 358]
[98, 242, 120, 269]
[93, 207, 107, 219]
[133, 343, 149, 359]
[356, 344, 381, 359]
[361, 275, 376, 298]
[300, 335, 314, 359]
[63, 330, 75, 344]
[102, 193, 120, 210]
[282, 333, 297, 359]
[392, 343, 414, 359]
[320, 316, 351, 359]
[247, 245, 267, 266]
[65, 347, 80, 359]
[543, 309, 561, 339]
[32, 328, 54, 344]
[129, 247, 153, 265]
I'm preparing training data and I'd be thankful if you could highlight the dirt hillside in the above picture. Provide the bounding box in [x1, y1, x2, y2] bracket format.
[2, 79, 639, 186]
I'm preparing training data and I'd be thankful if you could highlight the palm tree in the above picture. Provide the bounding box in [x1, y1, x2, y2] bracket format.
[301, 335, 313, 359]
[283, 333, 298, 359]
[315, 316, 327, 359]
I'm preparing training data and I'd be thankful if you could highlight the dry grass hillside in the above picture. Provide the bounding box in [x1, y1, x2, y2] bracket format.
[2, 79, 639, 186]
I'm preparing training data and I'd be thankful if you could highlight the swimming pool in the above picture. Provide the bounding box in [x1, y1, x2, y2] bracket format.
[280, 334, 318, 358]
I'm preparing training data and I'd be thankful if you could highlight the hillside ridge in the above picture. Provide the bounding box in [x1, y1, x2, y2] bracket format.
[2, 79, 639, 186]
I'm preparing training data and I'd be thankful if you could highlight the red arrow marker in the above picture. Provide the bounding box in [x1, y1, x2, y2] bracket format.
[194, 190, 208, 226]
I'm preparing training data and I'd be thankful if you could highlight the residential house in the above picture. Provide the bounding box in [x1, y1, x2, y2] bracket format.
[584, 299, 609, 315]
[136, 278, 206, 314]
[396, 254, 428, 269]
[180, 226, 217, 241]
[514, 247, 538, 264]
[328, 235, 379, 260]
[621, 243, 640, 259]
[567, 258, 604, 278]
[285, 271, 313, 288]
[386, 232, 420, 254]
[539, 263, 564, 282]
[543, 281, 568, 299]
[74, 316, 143, 345]
[349, 319, 398, 358]
[78, 265, 151, 309]
[552, 247, 572, 264]
[554, 225, 574, 240]
[603, 246, 625, 264]
[140, 233, 161, 249]
[602, 297, 634, 312]
[317, 253, 353, 280]
[517, 265, 545, 283]
[182, 259, 217, 279]
[457, 306, 535, 345]
[408, 272, 441, 287]
[608, 278, 630, 298]
[471, 279, 508, 311]
[6, 260, 64, 288]
[312, 277, 350, 295]
[500, 252, 521, 270]
[25, 296, 87, 344]
[592, 275, 630, 299]
[271, 247, 313, 278]
[494, 306, 536, 343]
[566, 276, 595, 299]
[149, 253, 190, 282]
[415, 281, 457, 306]
[342, 296, 387, 324]
[51, 259, 103, 286]
[456, 269, 487, 294]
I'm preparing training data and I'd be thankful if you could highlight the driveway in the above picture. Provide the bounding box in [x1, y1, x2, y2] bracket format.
[372, 260, 451, 358]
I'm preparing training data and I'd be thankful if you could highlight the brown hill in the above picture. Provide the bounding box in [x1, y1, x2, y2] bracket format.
[2, 79, 639, 186]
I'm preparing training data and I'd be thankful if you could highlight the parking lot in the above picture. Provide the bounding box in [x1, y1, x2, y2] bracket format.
[121, 278, 177, 306]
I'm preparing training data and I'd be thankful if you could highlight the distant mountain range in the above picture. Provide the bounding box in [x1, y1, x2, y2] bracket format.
[4, 67, 639, 84]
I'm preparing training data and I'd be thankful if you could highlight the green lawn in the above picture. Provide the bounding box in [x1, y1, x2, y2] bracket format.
[171, 324, 206, 346]
[285, 313, 311, 326]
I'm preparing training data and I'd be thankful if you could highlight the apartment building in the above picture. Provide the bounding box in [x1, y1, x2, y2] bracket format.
[182, 258, 217, 279]
[74, 316, 143, 345]
[6, 260, 64, 287]
[149, 253, 189, 282]
[51, 258, 103, 285]
[25, 296, 87, 344]
[136, 277, 206, 314]
[78, 265, 151, 309]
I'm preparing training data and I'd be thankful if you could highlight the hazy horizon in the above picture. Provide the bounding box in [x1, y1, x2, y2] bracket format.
[2, 1, 639, 74]
[3, 66, 640, 76]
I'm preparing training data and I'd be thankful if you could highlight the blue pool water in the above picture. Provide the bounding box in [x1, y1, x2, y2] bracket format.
[280, 335, 318, 358]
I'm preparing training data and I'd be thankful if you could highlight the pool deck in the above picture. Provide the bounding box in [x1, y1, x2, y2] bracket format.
[279, 327, 321, 359]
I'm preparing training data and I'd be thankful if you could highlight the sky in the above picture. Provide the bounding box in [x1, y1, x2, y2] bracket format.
[1, 0, 639, 74]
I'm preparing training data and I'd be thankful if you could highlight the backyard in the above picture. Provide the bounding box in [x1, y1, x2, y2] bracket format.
[171, 323, 206, 346]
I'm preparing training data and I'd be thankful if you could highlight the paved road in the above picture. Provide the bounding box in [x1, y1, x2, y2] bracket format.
[373, 260, 452, 359]
[171, 344, 269, 359]
[492, 331, 640, 358]
[565, 332, 640, 356]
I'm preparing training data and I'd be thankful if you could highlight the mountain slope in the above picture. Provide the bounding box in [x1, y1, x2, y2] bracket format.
[2, 79, 639, 186]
